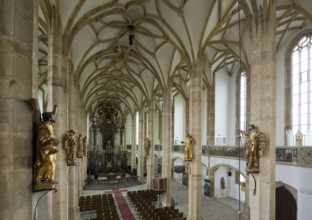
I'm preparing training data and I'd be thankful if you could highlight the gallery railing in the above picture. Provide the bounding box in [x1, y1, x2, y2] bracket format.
[275, 146, 312, 167]
[168, 144, 312, 168]
[171, 145, 245, 158]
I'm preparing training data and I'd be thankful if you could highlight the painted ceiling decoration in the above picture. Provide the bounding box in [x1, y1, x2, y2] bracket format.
[38, 0, 312, 118]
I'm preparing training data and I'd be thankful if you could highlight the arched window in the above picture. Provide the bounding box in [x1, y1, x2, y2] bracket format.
[290, 35, 312, 133]
[239, 72, 247, 131]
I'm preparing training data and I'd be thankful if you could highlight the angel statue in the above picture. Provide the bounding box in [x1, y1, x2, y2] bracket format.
[240, 124, 266, 173]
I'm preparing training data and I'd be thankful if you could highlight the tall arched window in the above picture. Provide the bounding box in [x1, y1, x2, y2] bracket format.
[290, 35, 312, 133]
[239, 72, 247, 131]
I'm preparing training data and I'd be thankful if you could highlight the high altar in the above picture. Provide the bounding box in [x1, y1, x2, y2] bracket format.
[88, 101, 128, 174]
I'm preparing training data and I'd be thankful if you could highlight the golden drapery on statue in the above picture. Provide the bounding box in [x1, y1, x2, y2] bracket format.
[240, 124, 266, 173]
[65, 129, 76, 166]
[31, 99, 59, 191]
[182, 134, 193, 161]
[77, 134, 84, 158]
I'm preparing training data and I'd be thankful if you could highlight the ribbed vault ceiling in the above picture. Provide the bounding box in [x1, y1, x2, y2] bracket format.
[38, 0, 312, 118]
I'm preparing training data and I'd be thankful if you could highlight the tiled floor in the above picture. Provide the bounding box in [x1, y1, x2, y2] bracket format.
[82, 180, 247, 220]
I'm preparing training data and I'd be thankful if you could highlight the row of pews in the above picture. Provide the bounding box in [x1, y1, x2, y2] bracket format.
[79, 194, 120, 220]
[127, 189, 186, 220]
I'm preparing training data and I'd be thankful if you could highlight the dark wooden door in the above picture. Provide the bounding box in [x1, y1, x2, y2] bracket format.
[276, 186, 297, 220]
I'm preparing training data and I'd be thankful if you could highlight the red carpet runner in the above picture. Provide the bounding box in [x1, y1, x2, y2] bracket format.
[112, 189, 135, 220]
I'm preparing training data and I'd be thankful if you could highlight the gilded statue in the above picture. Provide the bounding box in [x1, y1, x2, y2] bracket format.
[83, 136, 87, 156]
[240, 124, 266, 173]
[65, 129, 76, 165]
[77, 134, 84, 158]
[295, 130, 303, 146]
[144, 138, 151, 159]
[34, 111, 59, 185]
[182, 134, 193, 161]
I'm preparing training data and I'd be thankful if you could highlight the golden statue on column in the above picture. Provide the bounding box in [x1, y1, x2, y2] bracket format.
[182, 134, 193, 161]
[65, 129, 76, 166]
[77, 134, 84, 158]
[240, 124, 266, 173]
[31, 99, 59, 191]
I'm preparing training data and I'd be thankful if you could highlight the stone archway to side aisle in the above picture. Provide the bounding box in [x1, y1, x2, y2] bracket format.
[209, 164, 246, 200]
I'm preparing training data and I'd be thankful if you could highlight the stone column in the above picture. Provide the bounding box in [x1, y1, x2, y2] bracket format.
[143, 111, 148, 173]
[32, 0, 39, 98]
[207, 82, 215, 145]
[33, 1, 54, 219]
[0, 1, 34, 219]
[46, 12, 69, 220]
[187, 63, 203, 220]
[138, 110, 145, 183]
[68, 166, 78, 220]
[77, 158, 84, 198]
[162, 86, 173, 207]
[67, 63, 79, 220]
[122, 118, 127, 147]
[147, 96, 155, 189]
[243, 175, 250, 219]
[249, 1, 276, 220]
[131, 114, 136, 171]
[80, 110, 87, 192]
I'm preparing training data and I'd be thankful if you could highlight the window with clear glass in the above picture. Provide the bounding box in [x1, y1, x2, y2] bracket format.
[291, 35, 312, 133]
[239, 72, 247, 131]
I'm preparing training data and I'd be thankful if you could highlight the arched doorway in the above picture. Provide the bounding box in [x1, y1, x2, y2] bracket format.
[276, 186, 297, 220]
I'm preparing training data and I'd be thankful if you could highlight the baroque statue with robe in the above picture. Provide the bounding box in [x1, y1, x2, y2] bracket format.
[240, 124, 266, 173]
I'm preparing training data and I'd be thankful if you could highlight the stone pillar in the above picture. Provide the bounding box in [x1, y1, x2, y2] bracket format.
[143, 111, 148, 173]
[80, 110, 87, 192]
[77, 101, 83, 133]
[249, 1, 276, 220]
[187, 63, 203, 220]
[207, 82, 215, 145]
[131, 114, 136, 171]
[33, 1, 54, 219]
[147, 96, 155, 189]
[122, 118, 127, 147]
[46, 12, 69, 220]
[68, 63, 79, 220]
[0, 1, 34, 219]
[32, 0, 39, 98]
[77, 158, 84, 198]
[138, 110, 145, 183]
[243, 175, 250, 219]
[68, 166, 78, 220]
[162, 86, 173, 207]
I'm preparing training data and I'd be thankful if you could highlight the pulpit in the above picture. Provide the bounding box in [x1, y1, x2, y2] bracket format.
[152, 178, 167, 191]
[152, 178, 167, 208]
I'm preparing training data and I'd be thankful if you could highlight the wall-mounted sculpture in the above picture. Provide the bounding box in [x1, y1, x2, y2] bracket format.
[31, 98, 59, 191]
[77, 134, 84, 158]
[65, 129, 76, 166]
[83, 136, 87, 156]
[182, 134, 193, 161]
[240, 124, 266, 173]
[144, 138, 151, 159]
